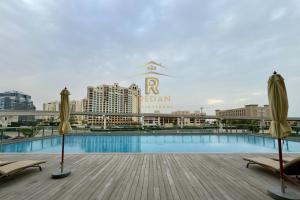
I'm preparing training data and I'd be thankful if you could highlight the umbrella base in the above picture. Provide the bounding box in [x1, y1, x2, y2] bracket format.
[268, 186, 300, 200]
[51, 168, 71, 179]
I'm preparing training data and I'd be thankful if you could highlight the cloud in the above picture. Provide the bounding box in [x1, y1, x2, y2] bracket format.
[271, 8, 287, 20]
[290, 76, 300, 81]
[251, 92, 263, 96]
[207, 99, 224, 105]
[238, 98, 248, 102]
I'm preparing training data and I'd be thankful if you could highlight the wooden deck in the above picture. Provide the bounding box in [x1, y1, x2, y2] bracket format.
[0, 153, 300, 200]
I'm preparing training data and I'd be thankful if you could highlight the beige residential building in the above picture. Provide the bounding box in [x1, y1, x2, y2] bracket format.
[82, 98, 88, 113]
[215, 104, 271, 118]
[86, 83, 141, 125]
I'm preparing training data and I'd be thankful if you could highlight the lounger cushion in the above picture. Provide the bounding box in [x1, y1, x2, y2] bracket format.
[244, 156, 300, 175]
[272, 157, 296, 162]
[0, 160, 46, 175]
[244, 157, 280, 171]
[0, 161, 15, 166]
[283, 157, 300, 175]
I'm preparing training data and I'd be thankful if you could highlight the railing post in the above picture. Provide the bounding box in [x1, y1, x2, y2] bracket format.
[51, 126, 54, 136]
[181, 117, 184, 129]
[18, 128, 20, 137]
[158, 117, 161, 127]
[103, 115, 107, 130]
[42, 127, 45, 137]
[141, 116, 144, 130]
[0, 129, 2, 152]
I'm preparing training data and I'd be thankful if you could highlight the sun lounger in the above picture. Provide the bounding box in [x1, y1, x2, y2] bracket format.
[243, 157, 300, 176]
[272, 156, 296, 163]
[0, 160, 46, 178]
[0, 161, 15, 166]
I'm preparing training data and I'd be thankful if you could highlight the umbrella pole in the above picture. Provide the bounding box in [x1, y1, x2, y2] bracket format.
[61, 134, 65, 173]
[278, 138, 285, 194]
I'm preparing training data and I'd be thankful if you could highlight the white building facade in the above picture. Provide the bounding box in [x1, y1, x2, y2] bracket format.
[43, 100, 84, 125]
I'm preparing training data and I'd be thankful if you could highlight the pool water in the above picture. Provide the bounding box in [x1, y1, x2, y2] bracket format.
[0, 134, 299, 153]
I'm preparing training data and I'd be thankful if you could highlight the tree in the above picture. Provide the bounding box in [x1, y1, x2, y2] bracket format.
[20, 126, 41, 138]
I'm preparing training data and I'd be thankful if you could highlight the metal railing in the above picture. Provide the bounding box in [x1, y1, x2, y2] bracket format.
[1, 124, 300, 145]
[1, 109, 300, 121]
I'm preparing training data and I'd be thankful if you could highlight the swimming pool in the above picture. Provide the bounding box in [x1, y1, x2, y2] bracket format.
[0, 134, 299, 153]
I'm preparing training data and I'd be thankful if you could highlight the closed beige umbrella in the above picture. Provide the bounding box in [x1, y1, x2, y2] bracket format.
[267, 72, 298, 199]
[268, 73, 292, 139]
[52, 87, 72, 179]
[58, 88, 72, 135]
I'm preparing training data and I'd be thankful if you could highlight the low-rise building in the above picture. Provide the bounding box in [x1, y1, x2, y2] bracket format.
[172, 110, 206, 127]
[215, 104, 271, 119]
[215, 104, 272, 127]
[143, 110, 206, 127]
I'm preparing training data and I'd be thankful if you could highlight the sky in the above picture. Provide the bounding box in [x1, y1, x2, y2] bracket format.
[0, 0, 300, 116]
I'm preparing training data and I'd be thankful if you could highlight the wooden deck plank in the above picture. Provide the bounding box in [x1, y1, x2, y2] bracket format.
[152, 154, 160, 200]
[0, 153, 299, 200]
[165, 155, 190, 200]
[98, 155, 133, 200]
[86, 155, 128, 200]
[147, 154, 155, 200]
[161, 155, 181, 200]
[120, 155, 142, 200]
[157, 154, 174, 200]
[173, 155, 213, 200]
[109, 155, 138, 200]
[134, 154, 147, 200]
[169, 155, 198, 200]
[127, 155, 144, 200]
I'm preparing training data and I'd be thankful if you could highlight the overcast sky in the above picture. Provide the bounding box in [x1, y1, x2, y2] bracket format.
[0, 0, 300, 116]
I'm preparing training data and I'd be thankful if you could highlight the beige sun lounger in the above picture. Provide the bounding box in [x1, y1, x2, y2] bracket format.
[0, 161, 15, 166]
[243, 157, 300, 176]
[272, 157, 297, 163]
[0, 160, 46, 178]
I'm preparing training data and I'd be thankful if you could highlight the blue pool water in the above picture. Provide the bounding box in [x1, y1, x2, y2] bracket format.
[1, 134, 300, 153]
